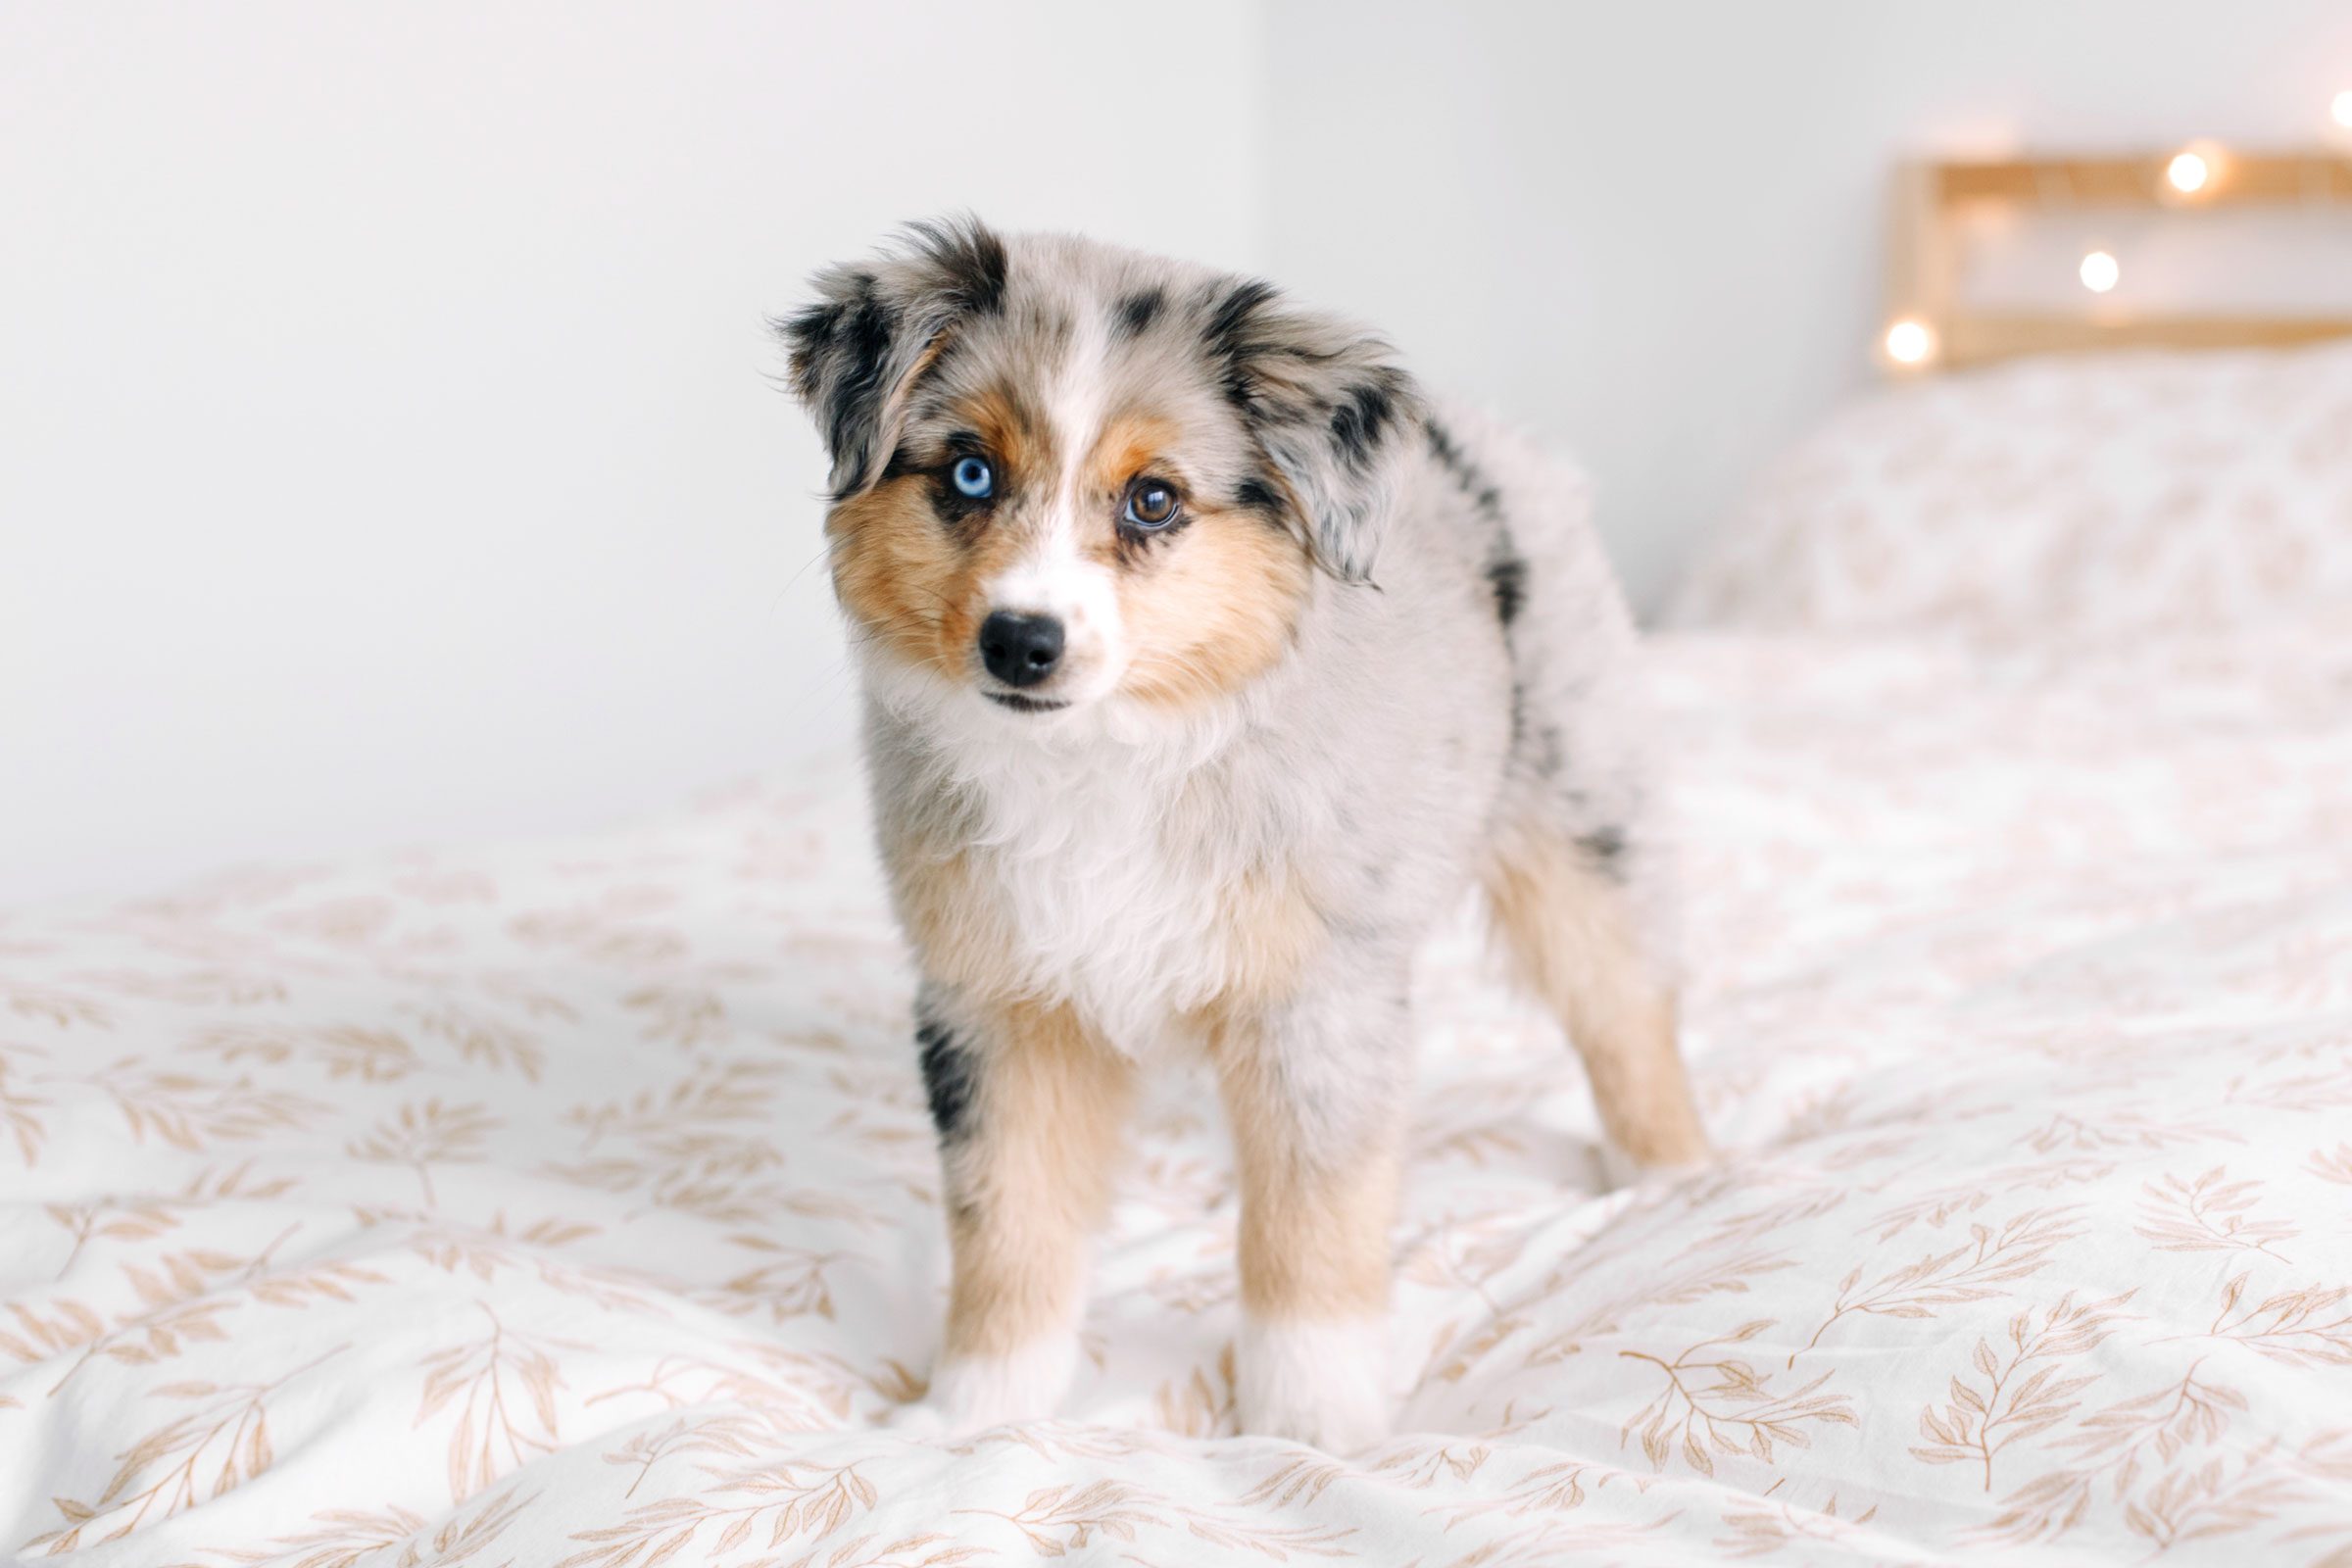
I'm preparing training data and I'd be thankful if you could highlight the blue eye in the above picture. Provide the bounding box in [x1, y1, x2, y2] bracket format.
[951, 456, 994, 499]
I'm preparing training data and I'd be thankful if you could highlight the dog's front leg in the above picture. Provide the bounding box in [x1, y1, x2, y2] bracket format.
[901, 986, 1134, 1436]
[1211, 976, 1411, 1453]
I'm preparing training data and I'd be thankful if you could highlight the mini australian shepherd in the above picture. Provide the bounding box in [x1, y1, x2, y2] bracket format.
[780, 218, 1708, 1452]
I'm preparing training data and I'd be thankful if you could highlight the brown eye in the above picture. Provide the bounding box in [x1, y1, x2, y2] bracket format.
[1122, 477, 1181, 530]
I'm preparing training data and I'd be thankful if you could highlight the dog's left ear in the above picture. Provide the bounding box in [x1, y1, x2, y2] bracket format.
[778, 216, 1007, 500]
[1202, 279, 1425, 584]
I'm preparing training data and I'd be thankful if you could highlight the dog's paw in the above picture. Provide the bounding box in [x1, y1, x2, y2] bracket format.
[1235, 1318, 1392, 1454]
[890, 1335, 1076, 1439]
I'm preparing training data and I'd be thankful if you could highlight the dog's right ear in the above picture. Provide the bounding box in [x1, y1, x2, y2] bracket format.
[777, 216, 1007, 500]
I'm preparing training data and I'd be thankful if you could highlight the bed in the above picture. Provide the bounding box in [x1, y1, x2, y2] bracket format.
[9, 196, 2352, 1566]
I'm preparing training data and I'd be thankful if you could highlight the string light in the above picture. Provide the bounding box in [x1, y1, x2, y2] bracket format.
[2079, 251, 2121, 294]
[2166, 151, 2210, 194]
[2334, 90, 2352, 129]
[1884, 318, 1937, 366]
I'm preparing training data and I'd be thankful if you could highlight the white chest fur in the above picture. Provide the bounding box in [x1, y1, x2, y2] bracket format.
[940, 712, 1320, 1055]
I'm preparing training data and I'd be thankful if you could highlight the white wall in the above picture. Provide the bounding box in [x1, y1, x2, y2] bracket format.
[1262, 0, 2352, 612]
[0, 1, 1266, 905]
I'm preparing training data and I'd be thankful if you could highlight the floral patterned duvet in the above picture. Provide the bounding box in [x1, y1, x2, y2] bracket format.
[5, 628, 2349, 1566]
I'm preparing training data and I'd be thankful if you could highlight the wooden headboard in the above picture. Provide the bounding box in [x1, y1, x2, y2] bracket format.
[1881, 149, 2352, 372]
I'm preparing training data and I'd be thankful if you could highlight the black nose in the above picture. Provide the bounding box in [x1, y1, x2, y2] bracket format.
[978, 611, 1064, 688]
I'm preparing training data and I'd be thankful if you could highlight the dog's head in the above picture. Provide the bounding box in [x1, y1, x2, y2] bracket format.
[780, 218, 1421, 719]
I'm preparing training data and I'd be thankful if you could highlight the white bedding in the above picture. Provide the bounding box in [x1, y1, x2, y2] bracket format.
[6, 626, 2351, 1565]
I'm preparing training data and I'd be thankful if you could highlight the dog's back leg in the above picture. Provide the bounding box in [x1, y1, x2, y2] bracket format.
[1482, 817, 1709, 1177]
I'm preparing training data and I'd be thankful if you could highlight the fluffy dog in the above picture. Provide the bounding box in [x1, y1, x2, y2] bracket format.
[780, 218, 1707, 1451]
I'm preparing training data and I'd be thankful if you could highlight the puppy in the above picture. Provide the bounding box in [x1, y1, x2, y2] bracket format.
[780, 218, 1707, 1451]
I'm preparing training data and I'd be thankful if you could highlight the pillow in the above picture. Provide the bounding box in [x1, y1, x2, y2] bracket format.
[1666, 338, 2352, 641]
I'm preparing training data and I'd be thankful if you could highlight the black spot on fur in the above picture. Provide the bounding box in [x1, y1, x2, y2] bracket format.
[1202, 278, 1280, 412]
[1578, 825, 1629, 876]
[1328, 378, 1398, 470]
[913, 1018, 975, 1143]
[1531, 723, 1567, 778]
[775, 268, 906, 502]
[1425, 418, 1504, 521]
[1204, 278, 1278, 357]
[904, 216, 1006, 316]
[1426, 418, 1465, 470]
[1234, 475, 1286, 524]
[1114, 286, 1166, 339]
[1508, 684, 1565, 778]
[1428, 417, 1528, 626]
[1487, 553, 1528, 626]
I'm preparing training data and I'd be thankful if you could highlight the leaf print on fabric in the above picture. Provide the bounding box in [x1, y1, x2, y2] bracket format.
[954, 1479, 1357, 1563]
[416, 1303, 578, 1504]
[75, 969, 288, 1007]
[346, 1100, 501, 1206]
[1911, 1291, 2135, 1490]
[46, 1162, 296, 1281]
[1151, 1341, 1237, 1438]
[1618, 1321, 1857, 1475]
[1712, 1482, 1880, 1560]
[1863, 1156, 2116, 1242]
[1423, 1458, 1657, 1532]
[1509, 1249, 1796, 1376]
[90, 1060, 325, 1152]
[1237, 1450, 1349, 1511]
[2017, 1107, 2246, 1155]
[2304, 1143, 2352, 1186]
[2169, 1271, 2352, 1368]
[1, 981, 111, 1030]
[21, 1346, 343, 1556]
[711, 1239, 849, 1322]
[2134, 1167, 2296, 1261]
[167, 1483, 536, 1568]
[1791, 1205, 2084, 1367]
[404, 1003, 546, 1082]
[556, 1459, 881, 1567]
[1975, 1359, 2256, 1548]
[621, 982, 733, 1048]
[0, 1041, 52, 1165]
[584, 1338, 891, 1431]
[40, 1224, 299, 1395]
[187, 1023, 423, 1084]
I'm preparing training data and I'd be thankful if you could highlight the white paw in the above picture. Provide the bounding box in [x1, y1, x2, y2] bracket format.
[1235, 1317, 1392, 1454]
[891, 1334, 1076, 1439]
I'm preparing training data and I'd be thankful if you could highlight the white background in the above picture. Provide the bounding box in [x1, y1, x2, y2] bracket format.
[5, 1, 2350, 905]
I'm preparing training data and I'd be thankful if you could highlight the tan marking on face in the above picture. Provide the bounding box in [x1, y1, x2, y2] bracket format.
[825, 383, 1054, 681]
[1079, 412, 1185, 528]
[1070, 410, 1310, 709]
[1482, 824, 1709, 1168]
[965, 382, 1054, 487]
[1117, 509, 1310, 707]
[1209, 1018, 1399, 1320]
[938, 997, 1134, 1359]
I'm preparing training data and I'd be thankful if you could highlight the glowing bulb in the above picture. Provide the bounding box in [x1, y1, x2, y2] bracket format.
[1884, 318, 1936, 366]
[2080, 251, 2121, 294]
[2334, 90, 2352, 128]
[2166, 152, 2210, 194]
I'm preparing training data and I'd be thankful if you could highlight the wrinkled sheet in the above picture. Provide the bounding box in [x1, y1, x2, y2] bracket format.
[4, 630, 2350, 1566]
